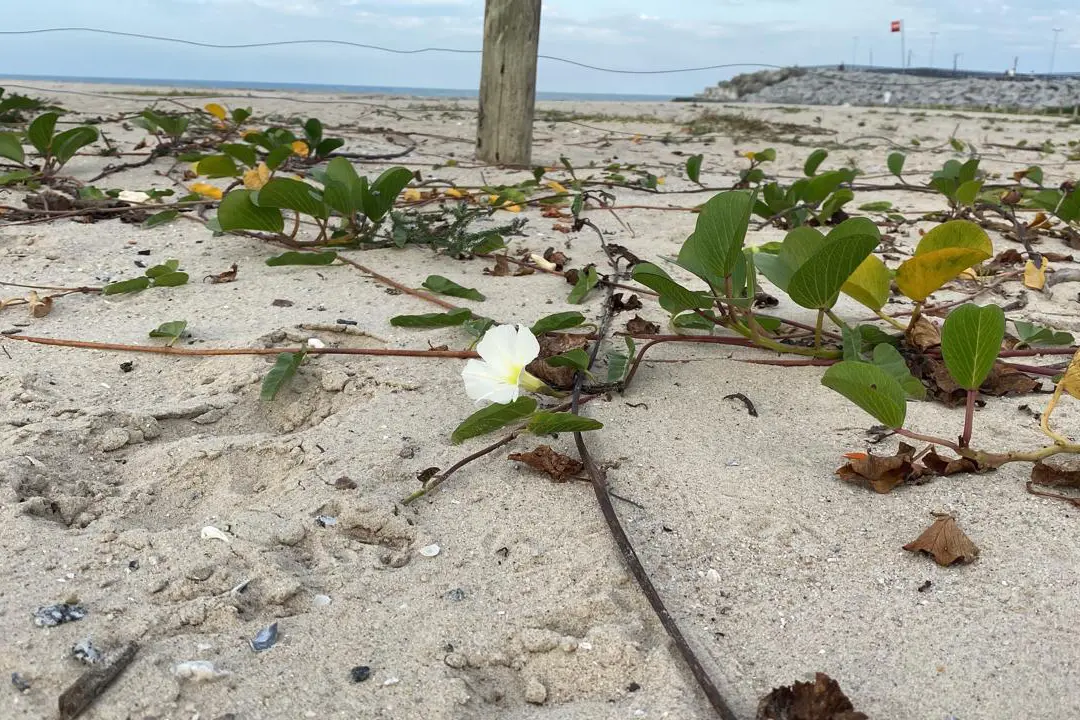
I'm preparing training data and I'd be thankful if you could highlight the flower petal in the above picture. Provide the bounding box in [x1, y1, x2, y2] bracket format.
[462, 359, 519, 404]
[512, 324, 540, 365]
[475, 324, 519, 371]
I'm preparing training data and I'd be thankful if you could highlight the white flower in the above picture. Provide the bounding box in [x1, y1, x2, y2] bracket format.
[462, 324, 545, 404]
[118, 190, 151, 204]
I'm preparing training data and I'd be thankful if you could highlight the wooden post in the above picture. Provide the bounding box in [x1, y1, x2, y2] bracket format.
[476, 0, 541, 166]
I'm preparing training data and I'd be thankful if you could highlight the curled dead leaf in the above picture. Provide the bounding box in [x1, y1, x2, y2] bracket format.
[625, 315, 660, 335]
[756, 672, 867, 720]
[905, 315, 941, 351]
[835, 442, 918, 493]
[902, 514, 979, 566]
[484, 255, 511, 277]
[543, 247, 570, 270]
[611, 293, 643, 313]
[1030, 460, 1080, 488]
[508, 444, 583, 482]
[26, 291, 53, 318]
[204, 263, 239, 284]
[915, 357, 1040, 407]
[921, 448, 978, 476]
[527, 332, 590, 390]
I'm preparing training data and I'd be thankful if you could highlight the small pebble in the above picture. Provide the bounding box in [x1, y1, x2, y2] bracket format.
[173, 660, 228, 683]
[419, 544, 441, 558]
[307, 338, 325, 349]
[250, 622, 279, 652]
[312, 594, 332, 608]
[315, 515, 337, 528]
[445, 588, 466, 602]
[72, 638, 103, 665]
[444, 652, 467, 669]
[34, 603, 87, 627]
[201, 526, 231, 543]
[331, 476, 357, 490]
[11, 672, 30, 693]
[271, 298, 293, 307]
[350, 666, 372, 683]
[382, 677, 400, 687]
[524, 677, 548, 704]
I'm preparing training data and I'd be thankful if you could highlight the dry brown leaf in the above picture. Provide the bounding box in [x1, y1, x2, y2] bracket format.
[835, 443, 918, 493]
[625, 315, 660, 335]
[1043, 251, 1073, 263]
[990, 248, 1024, 267]
[917, 357, 1039, 406]
[902, 514, 979, 566]
[527, 333, 590, 390]
[756, 672, 867, 720]
[26, 291, 53, 318]
[508, 444, 583, 482]
[905, 315, 941, 351]
[982, 363, 1042, 397]
[1030, 461, 1080, 488]
[484, 255, 511, 277]
[611, 293, 643, 313]
[543, 247, 569, 270]
[204, 263, 239, 284]
[921, 448, 978, 476]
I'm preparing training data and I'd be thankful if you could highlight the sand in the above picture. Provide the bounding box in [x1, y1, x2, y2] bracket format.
[2, 80, 1080, 720]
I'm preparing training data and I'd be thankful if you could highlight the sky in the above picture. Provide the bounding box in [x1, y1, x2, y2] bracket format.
[1, 0, 1078, 95]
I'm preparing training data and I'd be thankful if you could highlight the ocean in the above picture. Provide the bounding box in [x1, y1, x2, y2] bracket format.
[0, 74, 676, 103]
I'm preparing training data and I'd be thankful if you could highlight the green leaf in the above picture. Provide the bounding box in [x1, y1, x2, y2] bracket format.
[421, 275, 485, 302]
[150, 271, 188, 288]
[753, 148, 776, 162]
[672, 310, 719, 330]
[265, 251, 337, 267]
[303, 117, 323, 147]
[452, 397, 537, 444]
[144, 258, 179, 278]
[231, 107, 252, 125]
[1020, 166, 1044, 186]
[858, 324, 900, 347]
[677, 190, 754, 284]
[102, 276, 151, 295]
[314, 138, 345, 158]
[568, 265, 599, 304]
[871, 343, 926, 400]
[50, 126, 98, 166]
[0, 169, 34, 186]
[842, 325, 864, 361]
[858, 201, 893, 212]
[390, 308, 472, 328]
[632, 263, 711, 314]
[265, 145, 293, 171]
[257, 177, 329, 219]
[363, 166, 413, 222]
[949, 137, 965, 152]
[803, 148, 828, 176]
[954, 179, 983, 207]
[261, 351, 307, 401]
[941, 303, 1006, 390]
[887, 152, 906, 178]
[149, 320, 188, 345]
[822, 361, 907, 428]
[527, 412, 603, 436]
[788, 231, 878, 309]
[546, 348, 591, 373]
[1013, 320, 1074, 348]
[0, 132, 25, 164]
[802, 169, 854, 206]
[841, 254, 891, 311]
[142, 209, 179, 228]
[27, 112, 58, 155]
[530, 311, 585, 335]
[220, 143, 257, 168]
[216, 189, 285, 233]
[196, 155, 239, 179]
[686, 154, 703, 183]
[606, 336, 635, 383]
[462, 316, 496, 338]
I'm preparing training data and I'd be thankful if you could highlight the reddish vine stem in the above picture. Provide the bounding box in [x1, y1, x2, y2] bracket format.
[1, 333, 478, 359]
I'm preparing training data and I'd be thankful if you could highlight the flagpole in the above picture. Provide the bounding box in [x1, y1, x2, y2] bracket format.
[901, 19, 906, 69]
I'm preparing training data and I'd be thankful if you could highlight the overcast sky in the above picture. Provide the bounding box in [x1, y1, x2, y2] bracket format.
[2, 0, 1078, 95]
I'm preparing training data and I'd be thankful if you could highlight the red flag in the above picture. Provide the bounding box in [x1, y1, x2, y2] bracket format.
[890, 20, 902, 32]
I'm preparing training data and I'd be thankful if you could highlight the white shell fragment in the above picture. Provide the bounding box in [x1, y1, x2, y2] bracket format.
[307, 338, 326, 349]
[201, 526, 231, 543]
[418, 544, 441, 558]
[529, 254, 558, 272]
[173, 660, 230, 683]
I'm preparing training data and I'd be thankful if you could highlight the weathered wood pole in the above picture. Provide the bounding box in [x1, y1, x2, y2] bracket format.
[476, 0, 542, 166]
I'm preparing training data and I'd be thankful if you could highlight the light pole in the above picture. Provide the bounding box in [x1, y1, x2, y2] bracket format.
[930, 31, 938, 68]
[953, 53, 962, 72]
[853, 36, 859, 66]
[1050, 28, 1063, 74]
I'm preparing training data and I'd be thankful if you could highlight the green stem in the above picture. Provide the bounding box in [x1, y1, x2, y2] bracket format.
[874, 308, 907, 331]
[825, 309, 851, 333]
[960, 389, 976, 448]
[814, 310, 824, 349]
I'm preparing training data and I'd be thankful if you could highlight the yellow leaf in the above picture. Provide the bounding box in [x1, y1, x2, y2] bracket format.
[504, 204, 522, 213]
[445, 187, 466, 198]
[402, 188, 422, 202]
[487, 194, 499, 205]
[841, 254, 891, 311]
[1061, 349, 1080, 400]
[291, 140, 309, 157]
[895, 248, 992, 302]
[546, 181, 568, 194]
[242, 162, 270, 190]
[190, 182, 223, 200]
[656, 176, 665, 185]
[189, 161, 201, 176]
[743, 151, 756, 160]
[204, 103, 227, 121]
[631, 134, 643, 144]
[1024, 259, 1049, 290]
